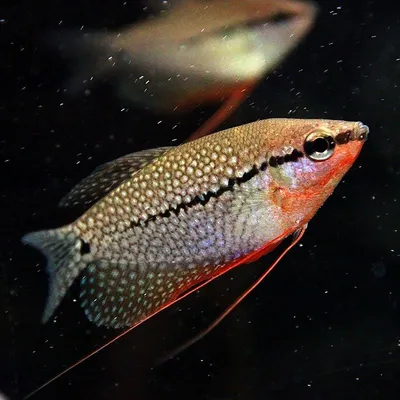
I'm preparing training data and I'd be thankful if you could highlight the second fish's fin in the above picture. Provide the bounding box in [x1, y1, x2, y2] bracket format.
[42, 29, 119, 95]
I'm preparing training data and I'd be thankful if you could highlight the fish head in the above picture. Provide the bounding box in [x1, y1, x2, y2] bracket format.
[139, 0, 318, 81]
[264, 118, 368, 226]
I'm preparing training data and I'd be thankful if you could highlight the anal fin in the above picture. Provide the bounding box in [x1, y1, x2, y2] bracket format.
[79, 259, 200, 330]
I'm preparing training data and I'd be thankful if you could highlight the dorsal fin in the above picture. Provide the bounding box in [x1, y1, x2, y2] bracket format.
[59, 146, 173, 207]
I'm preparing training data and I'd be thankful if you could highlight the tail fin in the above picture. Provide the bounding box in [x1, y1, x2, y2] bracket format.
[42, 29, 116, 95]
[21, 227, 86, 323]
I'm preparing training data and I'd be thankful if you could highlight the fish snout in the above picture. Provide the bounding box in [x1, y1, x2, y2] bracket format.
[356, 122, 369, 141]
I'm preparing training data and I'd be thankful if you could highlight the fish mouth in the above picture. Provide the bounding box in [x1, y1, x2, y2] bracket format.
[356, 122, 369, 141]
[346, 123, 368, 159]
[333, 122, 369, 146]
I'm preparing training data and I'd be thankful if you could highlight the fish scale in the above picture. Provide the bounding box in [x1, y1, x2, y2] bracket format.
[79, 177, 280, 328]
[77, 119, 311, 241]
[22, 118, 368, 331]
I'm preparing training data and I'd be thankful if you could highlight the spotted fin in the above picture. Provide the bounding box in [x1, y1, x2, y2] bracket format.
[21, 226, 86, 323]
[60, 147, 173, 208]
[79, 259, 212, 329]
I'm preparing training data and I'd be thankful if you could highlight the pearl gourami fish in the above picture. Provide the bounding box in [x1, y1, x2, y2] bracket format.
[23, 118, 368, 328]
[22, 118, 368, 398]
[46, 0, 317, 138]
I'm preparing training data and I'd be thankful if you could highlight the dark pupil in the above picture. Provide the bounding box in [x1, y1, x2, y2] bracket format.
[270, 13, 291, 23]
[311, 137, 329, 153]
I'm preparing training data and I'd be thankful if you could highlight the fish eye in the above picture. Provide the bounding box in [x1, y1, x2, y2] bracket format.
[269, 12, 292, 24]
[304, 130, 336, 161]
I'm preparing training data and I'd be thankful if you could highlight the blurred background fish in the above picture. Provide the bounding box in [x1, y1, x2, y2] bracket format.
[45, 0, 317, 138]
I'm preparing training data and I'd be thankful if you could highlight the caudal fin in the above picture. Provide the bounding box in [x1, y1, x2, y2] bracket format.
[42, 29, 115, 95]
[22, 227, 86, 322]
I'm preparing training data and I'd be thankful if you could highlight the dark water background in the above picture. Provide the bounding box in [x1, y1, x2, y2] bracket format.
[2, 0, 400, 399]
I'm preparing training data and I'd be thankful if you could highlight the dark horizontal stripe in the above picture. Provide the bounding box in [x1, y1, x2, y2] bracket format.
[130, 148, 304, 228]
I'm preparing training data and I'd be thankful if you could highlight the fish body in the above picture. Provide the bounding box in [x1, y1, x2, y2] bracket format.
[22, 118, 368, 329]
[48, 0, 317, 112]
